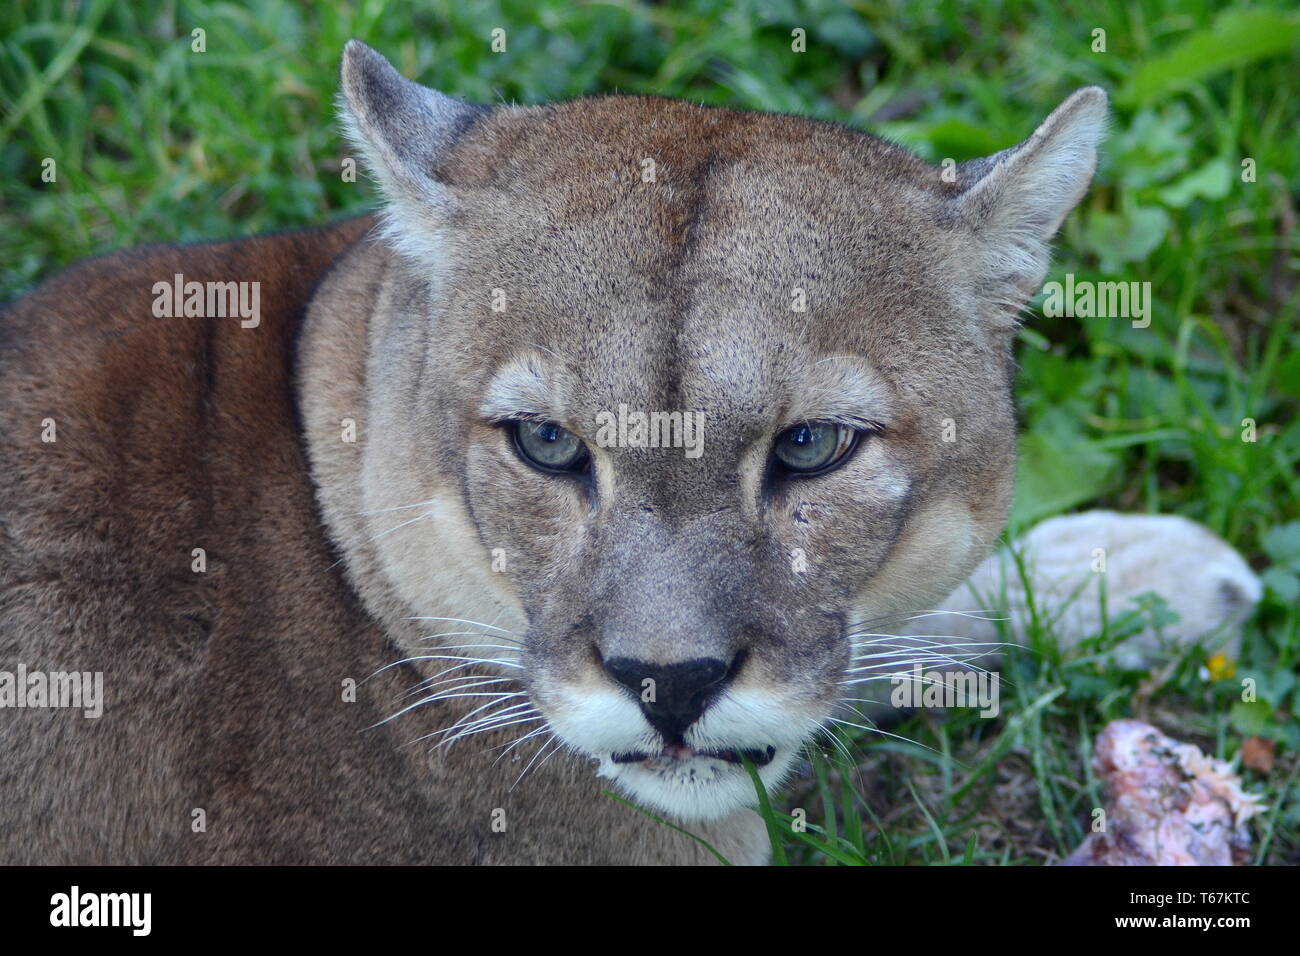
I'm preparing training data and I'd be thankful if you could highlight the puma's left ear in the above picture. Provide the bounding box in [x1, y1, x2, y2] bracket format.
[337, 40, 488, 262]
[954, 86, 1108, 310]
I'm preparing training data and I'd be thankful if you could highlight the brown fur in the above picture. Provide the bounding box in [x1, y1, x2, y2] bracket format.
[0, 41, 1104, 863]
[0, 223, 765, 863]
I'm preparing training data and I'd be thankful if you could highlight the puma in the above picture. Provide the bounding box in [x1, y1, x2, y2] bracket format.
[0, 41, 1106, 864]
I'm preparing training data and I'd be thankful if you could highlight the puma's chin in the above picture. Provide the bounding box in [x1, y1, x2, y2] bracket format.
[596, 745, 799, 822]
[541, 683, 822, 820]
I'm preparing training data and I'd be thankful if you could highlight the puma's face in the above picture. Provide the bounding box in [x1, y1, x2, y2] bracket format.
[335, 42, 1106, 820]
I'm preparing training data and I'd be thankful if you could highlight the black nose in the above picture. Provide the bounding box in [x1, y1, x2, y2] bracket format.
[602, 656, 733, 742]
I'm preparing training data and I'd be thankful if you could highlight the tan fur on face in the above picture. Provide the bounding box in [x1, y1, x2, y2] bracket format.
[309, 47, 1105, 827]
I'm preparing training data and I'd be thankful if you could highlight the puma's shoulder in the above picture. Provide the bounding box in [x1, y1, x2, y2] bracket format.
[0, 217, 399, 864]
[1, 215, 377, 595]
[1, 217, 375, 435]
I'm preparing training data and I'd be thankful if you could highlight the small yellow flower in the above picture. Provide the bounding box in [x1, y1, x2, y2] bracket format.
[1205, 652, 1235, 681]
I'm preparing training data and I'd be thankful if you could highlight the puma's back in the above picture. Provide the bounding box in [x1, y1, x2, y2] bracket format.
[0, 41, 1105, 864]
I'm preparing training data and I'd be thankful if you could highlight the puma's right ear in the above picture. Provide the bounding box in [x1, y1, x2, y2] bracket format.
[338, 40, 487, 261]
[954, 87, 1108, 316]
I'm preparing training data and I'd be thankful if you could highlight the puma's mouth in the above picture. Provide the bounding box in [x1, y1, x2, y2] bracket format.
[611, 744, 776, 767]
[552, 685, 809, 819]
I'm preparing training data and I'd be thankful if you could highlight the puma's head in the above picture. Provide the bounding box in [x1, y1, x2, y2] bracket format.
[311, 40, 1106, 821]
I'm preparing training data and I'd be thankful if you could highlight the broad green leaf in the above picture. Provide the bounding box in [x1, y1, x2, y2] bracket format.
[1078, 206, 1171, 273]
[1261, 522, 1300, 567]
[1158, 158, 1234, 208]
[1118, 9, 1300, 107]
[1229, 700, 1272, 737]
[1012, 428, 1119, 526]
[1109, 105, 1193, 190]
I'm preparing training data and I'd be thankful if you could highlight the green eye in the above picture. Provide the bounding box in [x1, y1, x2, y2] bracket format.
[512, 420, 589, 473]
[772, 422, 859, 475]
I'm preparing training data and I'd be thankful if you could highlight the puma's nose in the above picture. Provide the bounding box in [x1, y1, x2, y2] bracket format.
[602, 656, 734, 742]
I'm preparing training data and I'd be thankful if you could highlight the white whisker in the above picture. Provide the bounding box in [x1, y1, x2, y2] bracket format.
[409, 616, 522, 636]
[368, 509, 434, 542]
[400, 674, 515, 700]
[827, 715, 943, 756]
[347, 497, 439, 517]
[435, 701, 538, 747]
[368, 655, 522, 682]
[491, 725, 553, 764]
[374, 690, 525, 728]
[510, 734, 562, 792]
[423, 713, 545, 748]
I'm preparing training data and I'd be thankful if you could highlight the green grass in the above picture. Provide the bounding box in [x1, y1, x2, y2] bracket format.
[3, 0, 1297, 864]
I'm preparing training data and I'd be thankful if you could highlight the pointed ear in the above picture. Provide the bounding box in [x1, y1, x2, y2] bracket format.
[337, 40, 487, 261]
[954, 87, 1108, 312]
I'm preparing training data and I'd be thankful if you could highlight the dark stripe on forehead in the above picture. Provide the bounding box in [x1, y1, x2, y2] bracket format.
[658, 148, 723, 416]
